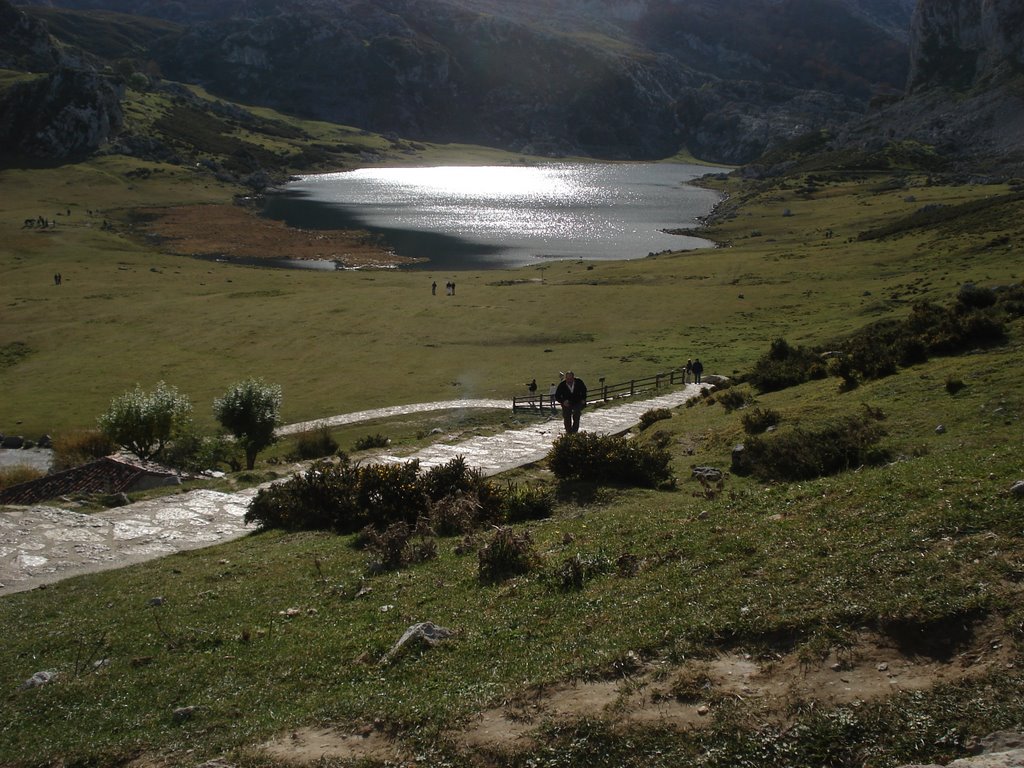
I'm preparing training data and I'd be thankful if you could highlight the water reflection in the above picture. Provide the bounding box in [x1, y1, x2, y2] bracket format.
[265, 163, 725, 270]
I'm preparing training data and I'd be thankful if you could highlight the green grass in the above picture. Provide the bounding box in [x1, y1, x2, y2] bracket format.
[2, 101, 1024, 765]
[1, 336, 1022, 766]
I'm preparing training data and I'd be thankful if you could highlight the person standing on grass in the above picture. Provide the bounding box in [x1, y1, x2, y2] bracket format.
[554, 370, 588, 433]
[692, 358, 704, 385]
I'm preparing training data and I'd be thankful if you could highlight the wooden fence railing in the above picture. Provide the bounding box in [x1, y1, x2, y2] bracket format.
[512, 369, 690, 412]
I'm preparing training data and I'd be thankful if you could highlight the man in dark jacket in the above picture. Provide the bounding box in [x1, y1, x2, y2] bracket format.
[554, 370, 588, 433]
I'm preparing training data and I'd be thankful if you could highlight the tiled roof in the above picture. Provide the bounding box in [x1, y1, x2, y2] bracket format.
[0, 454, 181, 506]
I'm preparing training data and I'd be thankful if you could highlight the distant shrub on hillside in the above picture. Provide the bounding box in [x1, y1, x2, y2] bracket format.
[746, 284, 1015, 394]
[738, 410, 889, 481]
[747, 338, 827, 393]
[741, 407, 781, 435]
[293, 424, 339, 460]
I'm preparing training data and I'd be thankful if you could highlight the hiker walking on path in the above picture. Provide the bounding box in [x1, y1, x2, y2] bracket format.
[555, 370, 588, 433]
[684, 359, 693, 383]
[692, 358, 704, 385]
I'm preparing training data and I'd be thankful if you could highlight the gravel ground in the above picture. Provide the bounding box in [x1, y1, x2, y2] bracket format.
[0, 447, 54, 472]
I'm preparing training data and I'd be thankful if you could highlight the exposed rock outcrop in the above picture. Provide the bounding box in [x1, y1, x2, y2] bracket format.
[908, 0, 1024, 90]
[0, 66, 124, 160]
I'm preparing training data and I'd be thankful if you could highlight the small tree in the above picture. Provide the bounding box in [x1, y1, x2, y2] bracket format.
[97, 381, 192, 460]
[213, 378, 282, 470]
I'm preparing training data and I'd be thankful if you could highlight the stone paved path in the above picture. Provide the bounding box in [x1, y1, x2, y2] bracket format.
[0, 386, 702, 597]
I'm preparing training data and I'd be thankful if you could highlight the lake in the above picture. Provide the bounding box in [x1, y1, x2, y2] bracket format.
[263, 163, 726, 270]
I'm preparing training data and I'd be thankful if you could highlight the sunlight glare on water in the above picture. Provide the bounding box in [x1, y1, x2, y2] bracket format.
[278, 163, 726, 269]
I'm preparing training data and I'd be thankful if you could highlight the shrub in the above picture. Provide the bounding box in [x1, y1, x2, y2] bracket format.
[945, 378, 966, 395]
[638, 408, 672, 430]
[52, 429, 117, 471]
[543, 551, 613, 592]
[426, 492, 482, 535]
[747, 339, 826, 393]
[245, 460, 361, 531]
[500, 481, 555, 523]
[956, 282, 996, 310]
[98, 381, 192, 460]
[293, 424, 339, 460]
[741, 407, 781, 435]
[421, 455, 482, 501]
[161, 429, 239, 473]
[478, 527, 538, 584]
[740, 413, 890, 481]
[356, 461, 429, 529]
[716, 388, 752, 412]
[548, 432, 674, 488]
[353, 433, 389, 451]
[359, 520, 437, 574]
[214, 378, 282, 470]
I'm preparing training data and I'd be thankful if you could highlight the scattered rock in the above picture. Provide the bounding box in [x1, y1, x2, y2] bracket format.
[1010, 480, 1024, 497]
[172, 705, 197, 723]
[19, 670, 57, 690]
[2, 435, 24, 449]
[895, 731, 1024, 768]
[381, 621, 452, 665]
[935, 424, 946, 434]
[692, 466, 723, 482]
[148, 596, 165, 607]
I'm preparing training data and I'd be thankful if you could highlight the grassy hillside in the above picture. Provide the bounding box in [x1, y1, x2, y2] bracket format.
[1, 88, 1023, 767]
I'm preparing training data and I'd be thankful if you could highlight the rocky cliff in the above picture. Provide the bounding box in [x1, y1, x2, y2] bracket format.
[908, 0, 1024, 90]
[15, 0, 913, 163]
[0, 0, 124, 162]
[0, 66, 125, 161]
[826, 0, 1024, 175]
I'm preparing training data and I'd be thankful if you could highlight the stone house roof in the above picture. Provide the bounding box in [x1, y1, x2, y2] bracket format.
[0, 453, 184, 506]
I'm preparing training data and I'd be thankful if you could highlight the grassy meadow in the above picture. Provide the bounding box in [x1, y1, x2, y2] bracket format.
[2, 84, 1024, 767]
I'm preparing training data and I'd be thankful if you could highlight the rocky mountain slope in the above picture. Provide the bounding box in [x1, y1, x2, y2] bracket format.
[10, 0, 913, 162]
[3, 0, 1020, 172]
[830, 0, 1024, 175]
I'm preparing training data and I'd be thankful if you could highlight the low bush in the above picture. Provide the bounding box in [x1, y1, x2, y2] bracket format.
[747, 338, 827, 393]
[359, 520, 438, 574]
[353, 433, 389, 451]
[426, 492, 482, 535]
[542, 551, 613, 592]
[945, 378, 966, 395]
[741, 407, 781, 435]
[245, 460, 360, 531]
[500, 481, 555, 523]
[355, 461, 428, 529]
[716, 388, 753, 412]
[638, 408, 672, 430]
[478, 527, 539, 584]
[293, 425, 339, 460]
[162, 429, 239, 473]
[739, 412, 890, 481]
[245, 456, 523, 535]
[548, 432, 674, 488]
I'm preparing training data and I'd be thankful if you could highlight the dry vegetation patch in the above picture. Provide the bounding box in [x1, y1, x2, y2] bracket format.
[245, 623, 1018, 766]
[133, 204, 418, 268]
